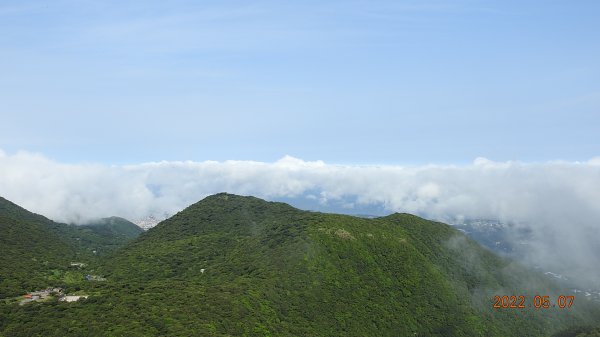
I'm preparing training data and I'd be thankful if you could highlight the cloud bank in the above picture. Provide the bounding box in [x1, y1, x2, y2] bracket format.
[3, 149, 600, 286]
[1, 149, 599, 227]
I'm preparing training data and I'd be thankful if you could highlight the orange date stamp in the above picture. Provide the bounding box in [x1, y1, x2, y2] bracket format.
[493, 295, 575, 309]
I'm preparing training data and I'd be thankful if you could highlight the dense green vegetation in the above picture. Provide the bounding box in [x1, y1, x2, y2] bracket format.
[0, 197, 142, 298]
[1, 193, 599, 336]
[0, 214, 74, 298]
[552, 326, 600, 337]
[77, 216, 144, 253]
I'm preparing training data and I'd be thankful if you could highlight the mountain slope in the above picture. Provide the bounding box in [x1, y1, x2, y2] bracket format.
[77, 216, 143, 252]
[1, 193, 599, 336]
[0, 197, 141, 298]
[0, 197, 77, 298]
[0, 197, 85, 298]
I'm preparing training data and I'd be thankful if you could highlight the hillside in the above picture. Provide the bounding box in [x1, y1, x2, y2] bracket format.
[1, 193, 599, 336]
[0, 197, 78, 298]
[77, 216, 144, 252]
[0, 197, 142, 298]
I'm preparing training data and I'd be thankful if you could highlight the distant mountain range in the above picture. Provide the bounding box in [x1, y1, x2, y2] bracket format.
[1, 194, 599, 336]
[450, 219, 532, 258]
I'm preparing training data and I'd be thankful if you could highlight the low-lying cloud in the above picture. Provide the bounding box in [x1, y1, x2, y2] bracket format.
[1, 149, 599, 227]
[3, 149, 600, 286]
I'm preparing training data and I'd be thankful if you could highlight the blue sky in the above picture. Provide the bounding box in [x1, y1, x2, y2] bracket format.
[1, 0, 599, 164]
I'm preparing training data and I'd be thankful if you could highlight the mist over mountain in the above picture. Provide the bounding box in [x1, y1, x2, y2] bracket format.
[451, 219, 600, 293]
[2, 151, 599, 225]
[2, 150, 599, 295]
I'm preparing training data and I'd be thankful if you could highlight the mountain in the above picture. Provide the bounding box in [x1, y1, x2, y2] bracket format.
[77, 216, 144, 252]
[453, 219, 600, 301]
[2, 193, 598, 337]
[0, 197, 79, 298]
[0, 197, 143, 298]
[451, 219, 533, 258]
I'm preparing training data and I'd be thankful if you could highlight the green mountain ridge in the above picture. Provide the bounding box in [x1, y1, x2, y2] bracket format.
[1, 193, 599, 336]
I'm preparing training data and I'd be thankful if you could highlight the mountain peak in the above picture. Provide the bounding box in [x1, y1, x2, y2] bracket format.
[147, 193, 299, 235]
[184, 193, 298, 214]
[200, 192, 268, 203]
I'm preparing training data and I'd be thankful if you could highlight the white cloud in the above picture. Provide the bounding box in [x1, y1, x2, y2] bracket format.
[1, 150, 599, 228]
[2, 149, 600, 286]
[589, 157, 600, 166]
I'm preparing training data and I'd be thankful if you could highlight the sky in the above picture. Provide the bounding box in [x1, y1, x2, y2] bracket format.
[1, 0, 599, 165]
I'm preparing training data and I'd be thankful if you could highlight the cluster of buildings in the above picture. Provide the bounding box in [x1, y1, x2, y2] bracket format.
[20, 287, 64, 305]
[20, 287, 89, 305]
[19, 262, 104, 305]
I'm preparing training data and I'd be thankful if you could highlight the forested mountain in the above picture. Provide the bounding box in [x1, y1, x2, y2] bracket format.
[0, 197, 78, 298]
[0, 197, 142, 298]
[78, 216, 144, 252]
[1, 193, 599, 336]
